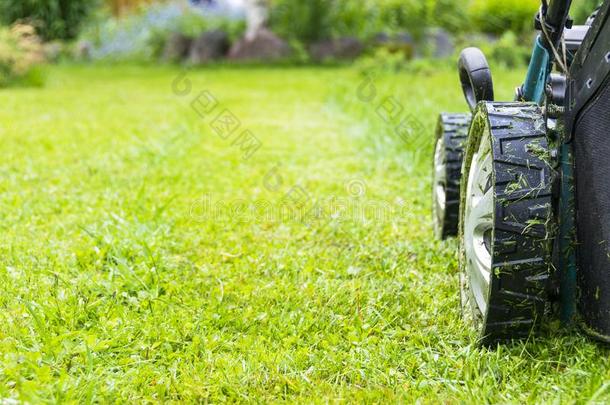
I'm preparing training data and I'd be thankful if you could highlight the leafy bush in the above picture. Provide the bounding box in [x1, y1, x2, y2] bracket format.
[0, 23, 46, 87]
[329, 0, 377, 40]
[430, 0, 470, 34]
[376, 0, 470, 37]
[0, 0, 99, 41]
[488, 31, 531, 68]
[270, 0, 336, 44]
[375, 0, 427, 38]
[458, 30, 531, 69]
[269, 0, 377, 44]
[469, 0, 539, 35]
[269, 0, 475, 47]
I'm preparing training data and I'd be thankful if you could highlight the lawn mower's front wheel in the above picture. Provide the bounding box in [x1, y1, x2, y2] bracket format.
[433, 113, 471, 240]
[459, 102, 555, 345]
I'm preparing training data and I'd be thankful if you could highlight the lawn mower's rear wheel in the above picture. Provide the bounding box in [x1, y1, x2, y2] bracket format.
[433, 113, 471, 239]
[459, 102, 554, 345]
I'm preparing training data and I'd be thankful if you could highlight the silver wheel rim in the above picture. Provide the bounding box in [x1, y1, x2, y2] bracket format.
[433, 137, 446, 236]
[464, 129, 493, 316]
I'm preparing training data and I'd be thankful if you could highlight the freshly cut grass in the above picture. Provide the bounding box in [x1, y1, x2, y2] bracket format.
[0, 64, 608, 402]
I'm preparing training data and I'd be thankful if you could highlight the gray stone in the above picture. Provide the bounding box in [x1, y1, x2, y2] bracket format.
[188, 30, 231, 64]
[163, 33, 192, 62]
[309, 37, 364, 62]
[460, 33, 499, 48]
[228, 28, 291, 61]
[373, 32, 391, 45]
[424, 28, 455, 58]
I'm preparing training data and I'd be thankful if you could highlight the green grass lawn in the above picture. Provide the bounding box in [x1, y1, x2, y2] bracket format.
[1, 64, 609, 403]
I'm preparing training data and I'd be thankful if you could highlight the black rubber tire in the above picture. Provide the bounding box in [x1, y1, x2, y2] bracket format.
[433, 113, 471, 240]
[458, 47, 494, 111]
[459, 102, 555, 345]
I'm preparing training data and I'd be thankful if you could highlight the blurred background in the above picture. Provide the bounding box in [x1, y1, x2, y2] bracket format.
[0, 0, 600, 88]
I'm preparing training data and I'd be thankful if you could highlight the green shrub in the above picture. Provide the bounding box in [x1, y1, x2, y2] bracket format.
[270, 0, 336, 44]
[0, 0, 99, 41]
[0, 24, 46, 87]
[459, 30, 531, 69]
[469, 0, 539, 35]
[489, 31, 531, 68]
[328, 0, 376, 39]
[270, 0, 461, 43]
[428, 0, 470, 34]
[376, 0, 427, 38]
[269, 0, 470, 46]
[269, 0, 377, 44]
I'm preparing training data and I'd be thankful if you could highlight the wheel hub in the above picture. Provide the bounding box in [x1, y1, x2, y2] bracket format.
[433, 137, 447, 236]
[464, 130, 494, 315]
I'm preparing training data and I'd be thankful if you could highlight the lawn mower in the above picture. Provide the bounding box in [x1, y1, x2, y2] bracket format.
[432, 0, 610, 344]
